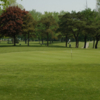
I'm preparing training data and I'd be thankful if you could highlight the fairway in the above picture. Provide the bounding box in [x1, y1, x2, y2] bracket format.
[0, 46, 100, 100]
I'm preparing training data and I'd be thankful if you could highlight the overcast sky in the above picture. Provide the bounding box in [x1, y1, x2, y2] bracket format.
[17, 0, 96, 13]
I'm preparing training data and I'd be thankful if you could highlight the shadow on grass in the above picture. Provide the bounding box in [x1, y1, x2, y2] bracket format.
[0, 44, 76, 49]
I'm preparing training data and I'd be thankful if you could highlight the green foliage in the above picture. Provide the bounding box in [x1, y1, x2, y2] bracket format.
[0, 0, 23, 9]
[38, 15, 58, 46]
[23, 14, 36, 33]
[57, 9, 99, 48]
[0, 4, 100, 48]
[22, 13, 36, 46]
[29, 9, 42, 21]
[57, 12, 73, 47]
[0, 0, 9, 9]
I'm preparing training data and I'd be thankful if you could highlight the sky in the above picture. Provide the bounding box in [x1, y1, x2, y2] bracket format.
[17, 0, 96, 13]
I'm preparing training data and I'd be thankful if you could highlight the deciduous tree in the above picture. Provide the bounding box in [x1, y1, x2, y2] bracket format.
[22, 13, 36, 46]
[0, 6, 28, 46]
[81, 9, 97, 48]
[39, 15, 57, 46]
[0, 0, 23, 9]
[70, 11, 85, 48]
[58, 12, 72, 47]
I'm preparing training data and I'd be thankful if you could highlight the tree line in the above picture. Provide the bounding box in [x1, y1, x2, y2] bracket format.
[0, 1, 100, 48]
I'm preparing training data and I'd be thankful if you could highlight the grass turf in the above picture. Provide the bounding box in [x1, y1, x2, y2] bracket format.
[0, 42, 100, 100]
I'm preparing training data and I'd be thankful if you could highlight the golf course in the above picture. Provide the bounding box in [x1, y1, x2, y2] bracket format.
[0, 41, 100, 100]
[0, 0, 100, 100]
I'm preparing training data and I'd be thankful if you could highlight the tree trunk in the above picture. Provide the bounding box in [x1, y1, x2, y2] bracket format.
[28, 32, 29, 46]
[50, 38, 52, 44]
[8, 38, 9, 44]
[61, 37, 63, 42]
[95, 39, 99, 49]
[42, 38, 43, 44]
[93, 39, 95, 48]
[52, 39, 53, 43]
[84, 36, 87, 48]
[75, 38, 79, 48]
[14, 34, 16, 46]
[12, 38, 14, 44]
[65, 35, 68, 47]
[38, 38, 40, 44]
[25, 34, 27, 44]
[47, 33, 49, 46]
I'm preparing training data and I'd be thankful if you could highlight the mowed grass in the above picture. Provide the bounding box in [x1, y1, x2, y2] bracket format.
[0, 40, 99, 48]
[0, 42, 100, 100]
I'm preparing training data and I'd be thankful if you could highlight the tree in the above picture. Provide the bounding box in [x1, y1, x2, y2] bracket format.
[42, 12, 59, 43]
[0, 0, 9, 9]
[81, 9, 97, 48]
[68, 11, 85, 48]
[58, 12, 72, 47]
[39, 15, 58, 46]
[29, 9, 42, 21]
[96, 0, 100, 12]
[29, 10, 43, 43]
[59, 10, 68, 16]
[0, 6, 28, 46]
[0, 0, 23, 9]
[37, 21, 46, 44]
[93, 17, 100, 49]
[22, 13, 36, 46]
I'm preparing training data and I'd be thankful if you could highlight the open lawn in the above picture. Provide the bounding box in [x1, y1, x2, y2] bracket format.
[0, 41, 100, 100]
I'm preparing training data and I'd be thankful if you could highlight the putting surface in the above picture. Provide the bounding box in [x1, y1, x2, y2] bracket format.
[0, 47, 100, 100]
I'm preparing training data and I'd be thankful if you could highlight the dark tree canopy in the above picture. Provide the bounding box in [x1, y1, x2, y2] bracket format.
[58, 12, 73, 47]
[0, 6, 28, 45]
